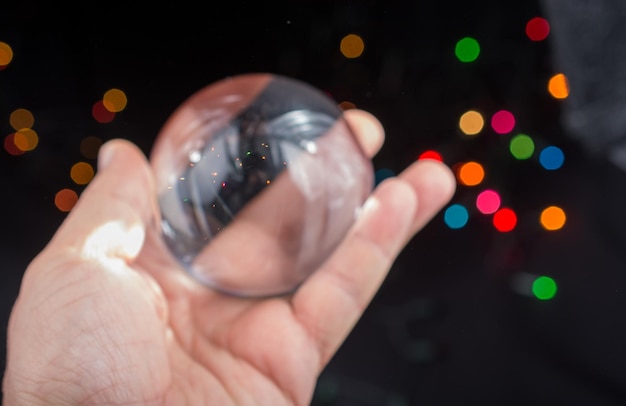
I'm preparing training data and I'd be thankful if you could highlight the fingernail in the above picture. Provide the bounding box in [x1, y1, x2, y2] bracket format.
[97, 142, 116, 171]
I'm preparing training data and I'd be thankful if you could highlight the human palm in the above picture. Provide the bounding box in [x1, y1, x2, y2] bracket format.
[2, 110, 455, 405]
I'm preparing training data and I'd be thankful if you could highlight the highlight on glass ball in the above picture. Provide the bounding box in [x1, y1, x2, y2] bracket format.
[150, 73, 374, 297]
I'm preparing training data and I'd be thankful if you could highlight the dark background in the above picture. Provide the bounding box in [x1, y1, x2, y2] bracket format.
[2, 1, 626, 405]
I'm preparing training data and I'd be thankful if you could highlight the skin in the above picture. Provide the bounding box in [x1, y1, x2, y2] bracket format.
[2, 109, 456, 405]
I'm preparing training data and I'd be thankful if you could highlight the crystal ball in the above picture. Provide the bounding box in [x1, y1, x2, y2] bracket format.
[150, 73, 374, 297]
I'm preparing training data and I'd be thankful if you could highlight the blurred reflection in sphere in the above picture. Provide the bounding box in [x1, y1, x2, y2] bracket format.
[150, 73, 374, 297]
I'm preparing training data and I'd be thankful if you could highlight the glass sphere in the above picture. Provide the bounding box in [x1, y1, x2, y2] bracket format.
[150, 73, 374, 297]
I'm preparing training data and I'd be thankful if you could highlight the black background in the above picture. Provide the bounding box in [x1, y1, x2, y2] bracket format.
[2, 1, 626, 405]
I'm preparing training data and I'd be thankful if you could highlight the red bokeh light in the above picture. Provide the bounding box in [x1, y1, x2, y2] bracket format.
[92, 100, 115, 123]
[493, 207, 517, 232]
[526, 17, 550, 42]
[4, 133, 24, 156]
[418, 150, 443, 162]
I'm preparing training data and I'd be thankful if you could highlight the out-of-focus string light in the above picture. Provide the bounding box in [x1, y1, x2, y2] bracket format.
[418, 150, 444, 162]
[525, 17, 550, 41]
[103, 88, 127, 113]
[493, 207, 517, 232]
[5, 108, 39, 154]
[457, 161, 485, 186]
[4, 133, 24, 156]
[548, 73, 569, 99]
[540, 205, 566, 231]
[455, 37, 480, 63]
[539, 146, 564, 170]
[375, 168, 395, 185]
[509, 134, 534, 160]
[80, 136, 103, 159]
[459, 110, 484, 136]
[92, 100, 115, 123]
[476, 189, 501, 214]
[0, 41, 13, 68]
[13, 128, 38, 152]
[444, 203, 469, 229]
[532, 275, 558, 300]
[55, 188, 79, 212]
[491, 110, 515, 134]
[70, 162, 95, 185]
[340, 34, 365, 58]
[338, 101, 356, 110]
[10, 108, 34, 130]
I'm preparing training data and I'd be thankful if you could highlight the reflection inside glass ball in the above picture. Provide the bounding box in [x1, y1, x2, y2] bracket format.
[150, 73, 374, 297]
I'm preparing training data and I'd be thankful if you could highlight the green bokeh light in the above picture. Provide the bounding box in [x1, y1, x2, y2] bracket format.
[455, 37, 480, 62]
[532, 276, 557, 300]
[510, 134, 535, 160]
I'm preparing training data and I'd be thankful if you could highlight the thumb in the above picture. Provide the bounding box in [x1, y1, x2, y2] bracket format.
[3, 139, 171, 405]
[44, 138, 159, 266]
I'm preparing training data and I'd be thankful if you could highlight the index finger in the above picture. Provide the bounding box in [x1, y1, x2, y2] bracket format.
[292, 159, 456, 368]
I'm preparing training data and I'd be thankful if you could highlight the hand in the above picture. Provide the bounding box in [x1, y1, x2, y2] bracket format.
[2, 109, 455, 405]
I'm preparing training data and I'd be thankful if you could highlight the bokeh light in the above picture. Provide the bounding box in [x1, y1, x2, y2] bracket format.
[375, 168, 395, 185]
[493, 207, 517, 232]
[540, 206, 566, 231]
[532, 276, 557, 300]
[525, 17, 550, 41]
[338, 101, 356, 110]
[55, 188, 79, 212]
[4, 133, 24, 156]
[457, 161, 485, 186]
[92, 100, 115, 123]
[539, 146, 564, 170]
[80, 136, 103, 159]
[102, 88, 128, 112]
[70, 162, 95, 185]
[476, 189, 501, 214]
[340, 34, 365, 58]
[455, 37, 480, 63]
[548, 73, 569, 99]
[459, 110, 484, 136]
[491, 110, 515, 134]
[13, 128, 38, 152]
[0, 41, 13, 67]
[444, 204, 469, 229]
[509, 134, 535, 159]
[9, 108, 34, 130]
[418, 150, 444, 162]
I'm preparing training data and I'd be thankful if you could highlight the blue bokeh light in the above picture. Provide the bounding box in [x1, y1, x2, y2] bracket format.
[375, 168, 396, 185]
[539, 146, 564, 170]
[444, 204, 469, 229]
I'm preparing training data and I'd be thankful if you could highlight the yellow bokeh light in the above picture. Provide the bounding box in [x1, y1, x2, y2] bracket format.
[457, 161, 485, 186]
[0, 41, 14, 66]
[71, 162, 95, 185]
[340, 34, 365, 59]
[540, 206, 566, 231]
[13, 128, 38, 151]
[548, 73, 569, 99]
[10, 108, 34, 130]
[102, 88, 127, 112]
[459, 110, 484, 136]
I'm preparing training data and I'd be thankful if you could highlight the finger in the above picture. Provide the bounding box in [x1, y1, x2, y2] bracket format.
[43, 139, 158, 264]
[343, 109, 385, 158]
[398, 159, 457, 243]
[292, 159, 455, 368]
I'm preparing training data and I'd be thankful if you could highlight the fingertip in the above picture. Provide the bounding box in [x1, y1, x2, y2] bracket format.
[343, 109, 385, 158]
[97, 138, 147, 171]
[399, 159, 457, 234]
[426, 159, 457, 204]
